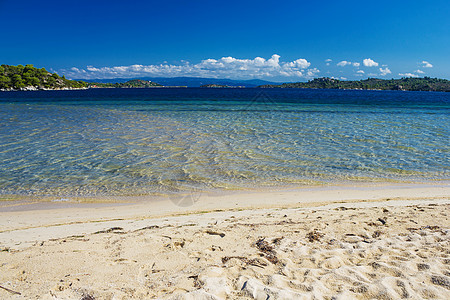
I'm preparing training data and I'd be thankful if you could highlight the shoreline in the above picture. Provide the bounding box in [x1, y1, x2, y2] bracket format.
[2, 85, 450, 92]
[1, 180, 448, 210]
[1, 181, 448, 248]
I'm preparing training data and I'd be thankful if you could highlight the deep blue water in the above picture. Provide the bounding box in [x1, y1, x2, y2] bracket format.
[0, 88, 449, 197]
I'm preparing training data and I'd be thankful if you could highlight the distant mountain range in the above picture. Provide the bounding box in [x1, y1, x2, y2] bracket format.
[80, 77, 279, 87]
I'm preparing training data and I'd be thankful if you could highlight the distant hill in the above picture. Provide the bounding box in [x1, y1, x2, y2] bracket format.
[259, 77, 450, 92]
[81, 77, 278, 87]
[89, 79, 162, 88]
[0, 64, 86, 91]
[200, 84, 244, 88]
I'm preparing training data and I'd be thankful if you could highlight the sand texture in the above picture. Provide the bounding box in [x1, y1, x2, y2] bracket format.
[0, 194, 449, 299]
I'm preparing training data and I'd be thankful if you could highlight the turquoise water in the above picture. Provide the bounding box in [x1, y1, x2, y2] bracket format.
[0, 88, 449, 197]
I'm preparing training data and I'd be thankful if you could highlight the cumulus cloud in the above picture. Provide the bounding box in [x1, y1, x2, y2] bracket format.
[422, 61, 433, 68]
[399, 73, 419, 78]
[415, 69, 425, 74]
[337, 60, 360, 67]
[363, 58, 379, 67]
[379, 67, 391, 76]
[61, 55, 321, 80]
[284, 58, 311, 69]
[306, 68, 320, 77]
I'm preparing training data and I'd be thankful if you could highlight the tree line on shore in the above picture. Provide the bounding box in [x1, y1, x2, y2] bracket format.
[0, 65, 161, 90]
[0, 64, 86, 90]
[259, 77, 450, 92]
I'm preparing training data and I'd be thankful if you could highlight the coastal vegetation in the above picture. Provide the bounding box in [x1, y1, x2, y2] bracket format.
[0, 65, 162, 91]
[259, 77, 450, 92]
[0, 64, 86, 90]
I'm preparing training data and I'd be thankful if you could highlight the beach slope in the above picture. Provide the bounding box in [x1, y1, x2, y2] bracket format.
[0, 184, 449, 299]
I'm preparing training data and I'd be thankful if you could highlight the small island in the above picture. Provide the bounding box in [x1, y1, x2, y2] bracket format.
[259, 77, 450, 92]
[200, 84, 244, 88]
[89, 79, 162, 88]
[200, 84, 231, 88]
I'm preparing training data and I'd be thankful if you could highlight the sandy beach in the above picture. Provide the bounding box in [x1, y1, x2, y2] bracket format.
[1, 183, 449, 299]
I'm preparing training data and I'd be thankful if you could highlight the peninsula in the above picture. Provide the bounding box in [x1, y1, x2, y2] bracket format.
[259, 77, 450, 92]
[0, 65, 162, 91]
[0, 64, 86, 91]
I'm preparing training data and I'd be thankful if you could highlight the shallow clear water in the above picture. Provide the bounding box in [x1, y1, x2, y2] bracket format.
[0, 88, 449, 196]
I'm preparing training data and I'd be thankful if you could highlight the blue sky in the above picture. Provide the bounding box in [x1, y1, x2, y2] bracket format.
[1, 0, 449, 81]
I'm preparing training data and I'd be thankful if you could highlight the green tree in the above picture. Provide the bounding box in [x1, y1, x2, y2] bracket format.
[30, 77, 40, 86]
[46, 76, 56, 88]
[0, 75, 11, 88]
[11, 74, 25, 89]
[38, 68, 48, 77]
[14, 65, 25, 75]
[24, 64, 35, 74]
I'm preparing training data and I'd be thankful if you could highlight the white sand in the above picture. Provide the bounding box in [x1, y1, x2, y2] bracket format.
[0, 183, 449, 299]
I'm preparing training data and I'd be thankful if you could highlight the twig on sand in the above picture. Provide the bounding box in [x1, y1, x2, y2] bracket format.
[0, 285, 21, 295]
[205, 230, 225, 237]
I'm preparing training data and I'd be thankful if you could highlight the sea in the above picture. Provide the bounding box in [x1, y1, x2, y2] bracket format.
[0, 88, 449, 198]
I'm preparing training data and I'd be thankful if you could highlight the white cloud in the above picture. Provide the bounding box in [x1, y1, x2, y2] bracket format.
[415, 69, 425, 74]
[284, 58, 311, 69]
[356, 70, 365, 74]
[267, 54, 280, 67]
[363, 58, 379, 67]
[337, 60, 360, 67]
[422, 61, 433, 68]
[325, 59, 332, 62]
[306, 68, 320, 77]
[379, 67, 391, 76]
[86, 66, 101, 72]
[399, 73, 419, 78]
[337, 60, 352, 67]
[61, 55, 320, 80]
